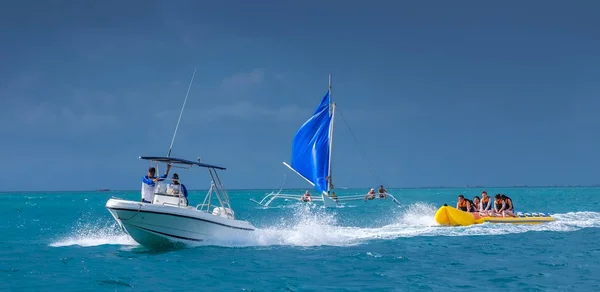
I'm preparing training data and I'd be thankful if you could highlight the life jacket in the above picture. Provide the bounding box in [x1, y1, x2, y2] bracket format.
[472, 201, 480, 212]
[457, 200, 468, 211]
[466, 199, 476, 212]
[503, 196, 514, 210]
[494, 199, 503, 211]
[481, 197, 490, 210]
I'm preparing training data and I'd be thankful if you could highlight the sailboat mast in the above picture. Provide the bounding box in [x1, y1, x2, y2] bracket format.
[327, 73, 336, 192]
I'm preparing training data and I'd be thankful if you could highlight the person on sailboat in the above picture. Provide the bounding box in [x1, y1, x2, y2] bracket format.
[331, 191, 338, 201]
[301, 190, 312, 202]
[141, 165, 171, 203]
[167, 173, 188, 203]
[365, 188, 376, 200]
[378, 185, 387, 199]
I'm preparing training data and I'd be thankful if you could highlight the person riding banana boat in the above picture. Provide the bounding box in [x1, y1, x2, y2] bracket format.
[458, 193, 516, 218]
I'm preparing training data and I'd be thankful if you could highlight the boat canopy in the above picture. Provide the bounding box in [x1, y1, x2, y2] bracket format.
[139, 156, 226, 170]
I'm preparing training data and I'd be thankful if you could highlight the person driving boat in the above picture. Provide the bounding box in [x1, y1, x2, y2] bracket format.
[301, 190, 312, 202]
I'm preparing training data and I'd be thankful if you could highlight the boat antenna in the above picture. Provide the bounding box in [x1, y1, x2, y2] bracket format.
[167, 68, 196, 158]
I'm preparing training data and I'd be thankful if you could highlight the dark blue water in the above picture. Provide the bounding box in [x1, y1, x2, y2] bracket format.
[2, 187, 599, 291]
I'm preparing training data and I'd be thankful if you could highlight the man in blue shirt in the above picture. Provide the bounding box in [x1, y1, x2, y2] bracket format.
[141, 165, 171, 203]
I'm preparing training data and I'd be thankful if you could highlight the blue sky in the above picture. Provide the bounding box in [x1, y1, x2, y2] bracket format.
[1, 1, 599, 191]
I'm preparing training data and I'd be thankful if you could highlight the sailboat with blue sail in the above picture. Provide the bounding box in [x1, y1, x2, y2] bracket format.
[251, 75, 400, 207]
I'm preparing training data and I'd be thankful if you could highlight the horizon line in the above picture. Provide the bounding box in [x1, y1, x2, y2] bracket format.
[2, 184, 600, 193]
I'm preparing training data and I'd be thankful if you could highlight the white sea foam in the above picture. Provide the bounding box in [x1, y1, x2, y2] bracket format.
[49, 203, 600, 249]
[212, 203, 600, 247]
[49, 221, 137, 247]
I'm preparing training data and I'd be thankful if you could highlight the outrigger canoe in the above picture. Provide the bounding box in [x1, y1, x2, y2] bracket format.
[435, 204, 555, 226]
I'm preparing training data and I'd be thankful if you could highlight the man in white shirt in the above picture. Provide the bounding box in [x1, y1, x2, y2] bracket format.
[141, 165, 171, 203]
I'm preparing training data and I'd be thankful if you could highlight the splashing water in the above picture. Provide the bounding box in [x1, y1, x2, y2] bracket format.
[50, 220, 137, 247]
[49, 203, 600, 249]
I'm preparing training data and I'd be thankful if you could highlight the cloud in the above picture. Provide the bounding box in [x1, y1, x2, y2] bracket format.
[155, 102, 311, 123]
[220, 68, 265, 92]
[275, 73, 285, 81]
[0, 76, 122, 134]
[204, 102, 309, 121]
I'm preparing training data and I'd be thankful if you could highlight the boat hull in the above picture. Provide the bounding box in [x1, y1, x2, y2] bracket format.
[106, 198, 255, 248]
[434, 205, 555, 226]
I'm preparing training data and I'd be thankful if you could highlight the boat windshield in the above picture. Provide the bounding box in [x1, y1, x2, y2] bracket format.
[153, 179, 185, 197]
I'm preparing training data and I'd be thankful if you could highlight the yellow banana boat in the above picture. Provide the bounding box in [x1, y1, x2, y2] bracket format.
[434, 205, 555, 226]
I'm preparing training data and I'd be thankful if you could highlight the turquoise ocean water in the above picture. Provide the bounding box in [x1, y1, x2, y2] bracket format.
[2, 187, 600, 291]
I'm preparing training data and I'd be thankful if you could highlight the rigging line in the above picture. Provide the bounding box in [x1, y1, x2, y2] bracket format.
[337, 107, 384, 186]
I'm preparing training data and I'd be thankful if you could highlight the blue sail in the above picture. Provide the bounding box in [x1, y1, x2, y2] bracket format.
[290, 91, 332, 193]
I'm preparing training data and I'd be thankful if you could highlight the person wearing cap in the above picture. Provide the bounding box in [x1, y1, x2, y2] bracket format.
[167, 173, 188, 200]
[141, 165, 171, 203]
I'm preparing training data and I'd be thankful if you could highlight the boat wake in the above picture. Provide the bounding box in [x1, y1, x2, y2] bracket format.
[217, 203, 600, 247]
[49, 203, 600, 249]
[49, 220, 137, 247]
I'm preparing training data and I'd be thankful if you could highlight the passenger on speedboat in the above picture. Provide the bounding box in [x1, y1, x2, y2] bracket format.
[365, 188, 376, 200]
[378, 185, 387, 199]
[301, 190, 312, 202]
[456, 195, 471, 211]
[167, 173, 188, 205]
[141, 165, 171, 203]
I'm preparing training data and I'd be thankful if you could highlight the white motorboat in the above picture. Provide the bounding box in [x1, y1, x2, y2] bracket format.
[106, 69, 255, 248]
[106, 156, 255, 249]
